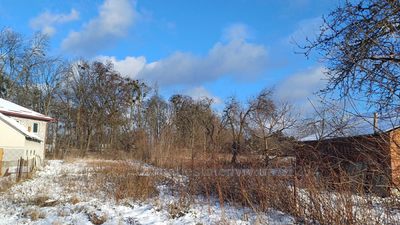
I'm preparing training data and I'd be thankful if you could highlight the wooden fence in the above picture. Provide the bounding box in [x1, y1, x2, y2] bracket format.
[1, 157, 37, 182]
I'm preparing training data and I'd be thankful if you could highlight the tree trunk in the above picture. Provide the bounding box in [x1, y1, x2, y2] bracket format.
[231, 141, 239, 164]
[264, 137, 269, 167]
[231, 151, 238, 164]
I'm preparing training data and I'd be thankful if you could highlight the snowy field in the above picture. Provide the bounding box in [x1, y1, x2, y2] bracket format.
[0, 160, 294, 225]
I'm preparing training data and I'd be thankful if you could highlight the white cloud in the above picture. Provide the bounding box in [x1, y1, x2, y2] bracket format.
[96, 55, 146, 77]
[62, 0, 137, 56]
[276, 66, 327, 102]
[286, 17, 322, 45]
[137, 38, 267, 86]
[97, 23, 267, 87]
[222, 23, 252, 41]
[30, 9, 79, 36]
[184, 86, 222, 104]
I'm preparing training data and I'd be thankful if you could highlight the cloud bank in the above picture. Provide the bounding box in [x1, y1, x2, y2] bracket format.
[30, 9, 79, 36]
[98, 24, 267, 87]
[276, 66, 326, 102]
[184, 86, 222, 104]
[62, 0, 137, 56]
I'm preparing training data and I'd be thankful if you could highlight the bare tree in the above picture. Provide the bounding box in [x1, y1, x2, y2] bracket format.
[248, 89, 297, 166]
[222, 97, 253, 164]
[303, 0, 400, 112]
[144, 92, 169, 147]
[54, 61, 142, 156]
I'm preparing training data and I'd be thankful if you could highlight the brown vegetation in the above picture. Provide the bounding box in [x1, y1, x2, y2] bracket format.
[1, 0, 400, 223]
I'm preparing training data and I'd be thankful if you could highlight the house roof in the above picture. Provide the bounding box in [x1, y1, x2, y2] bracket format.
[0, 112, 42, 142]
[0, 98, 53, 122]
[300, 114, 400, 142]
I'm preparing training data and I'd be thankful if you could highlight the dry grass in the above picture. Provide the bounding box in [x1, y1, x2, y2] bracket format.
[0, 176, 15, 192]
[187, 164, 400, 225]
[52, 151, 400, 224]
[84, 161, 160, 202]
[30, 195, 59, 207]
[167, 201, 190, 219]
[23, 208, 46, 221]
[69, 195, 80, 205]
[87, 212, 108, 225]
[189, 167, 295, 212]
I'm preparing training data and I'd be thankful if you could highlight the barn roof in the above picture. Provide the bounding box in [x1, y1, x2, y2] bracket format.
[0, 113, 42, 142]
[300, 114, 400, 142]
[0, 98, 53, 122]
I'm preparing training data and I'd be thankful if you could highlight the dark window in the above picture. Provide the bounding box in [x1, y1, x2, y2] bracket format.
[33, 123, 39, 133]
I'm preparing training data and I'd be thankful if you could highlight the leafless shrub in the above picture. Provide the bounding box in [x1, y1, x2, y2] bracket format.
[69, 195, 80, 205]
[29, 195, 58, 207]
[87, 211, 108, 225]
[167, 200, 190, 219]
[23, 208, 46, 221]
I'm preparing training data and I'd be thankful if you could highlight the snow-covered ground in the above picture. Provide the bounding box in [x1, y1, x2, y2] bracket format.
[0, 160, 294, 225]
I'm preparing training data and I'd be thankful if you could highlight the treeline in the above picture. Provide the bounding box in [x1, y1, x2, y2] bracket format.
[0, 28, 298, 165]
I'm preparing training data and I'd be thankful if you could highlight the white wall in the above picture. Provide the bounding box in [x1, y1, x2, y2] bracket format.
[0, 119, 25, 148]
[9, 116, 48, 163]
[0, 117, 47, 175]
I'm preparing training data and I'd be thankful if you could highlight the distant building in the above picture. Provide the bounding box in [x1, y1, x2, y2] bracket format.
[297, 115, 400, 196]
[0, 98, 53, 175]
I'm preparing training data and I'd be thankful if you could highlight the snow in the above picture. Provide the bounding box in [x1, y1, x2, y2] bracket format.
[0, 160, 294, 225]
[0, 98, 52, 121]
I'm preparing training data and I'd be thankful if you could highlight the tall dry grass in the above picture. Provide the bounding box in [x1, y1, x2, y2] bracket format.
[52, 144, 400, 225]
[186, 161, 400, 225]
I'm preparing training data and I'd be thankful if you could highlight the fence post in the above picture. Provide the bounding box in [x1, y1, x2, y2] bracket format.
[0, 148, 3, 176]
[26, 158, 29, 178]
[293, 158, 297, 214]
[16, 157, 23, 182]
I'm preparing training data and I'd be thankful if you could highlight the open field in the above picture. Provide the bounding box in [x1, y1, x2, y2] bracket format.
[1, 157, 400, 224]
[0, 159, 294, 225]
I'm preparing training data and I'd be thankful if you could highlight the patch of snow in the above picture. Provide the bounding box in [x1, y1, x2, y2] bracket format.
[0, 160, 295, 225]
[0, 98, 52, 121]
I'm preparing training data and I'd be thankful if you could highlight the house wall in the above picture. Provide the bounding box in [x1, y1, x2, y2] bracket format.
[1, 140, 41, 162]
[9, 116, 48, 162]
[0, 118, 25, 147]
[0, 118, 43, 175]
[24, 139, 45, 166]
[389, 129, 400, 189]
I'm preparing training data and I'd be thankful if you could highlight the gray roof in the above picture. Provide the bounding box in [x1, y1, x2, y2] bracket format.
[300, 114, 400, 142]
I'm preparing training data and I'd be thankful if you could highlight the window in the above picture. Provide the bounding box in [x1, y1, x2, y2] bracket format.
[33, 123, 39, 133]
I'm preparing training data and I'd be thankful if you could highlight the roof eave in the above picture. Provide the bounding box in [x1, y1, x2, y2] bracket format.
[0, 110, 54, 122]
[26, 136, 42, 143]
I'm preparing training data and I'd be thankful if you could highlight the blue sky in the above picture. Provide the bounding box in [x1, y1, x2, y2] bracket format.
[0, 0, 341, 110]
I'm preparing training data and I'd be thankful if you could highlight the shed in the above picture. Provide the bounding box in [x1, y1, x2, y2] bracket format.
[297, 115, 400, 196]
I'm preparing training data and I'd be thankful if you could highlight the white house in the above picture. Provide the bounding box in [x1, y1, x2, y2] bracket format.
[0, 98, 53, 175]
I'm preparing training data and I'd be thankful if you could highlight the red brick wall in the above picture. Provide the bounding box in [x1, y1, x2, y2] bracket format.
[390, 130, 400, 187]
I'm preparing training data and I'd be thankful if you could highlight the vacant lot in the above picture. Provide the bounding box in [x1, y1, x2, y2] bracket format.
[0, 159, 293, 225]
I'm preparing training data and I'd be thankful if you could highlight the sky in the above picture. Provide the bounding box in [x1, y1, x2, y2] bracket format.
[0, 0, 342, 111]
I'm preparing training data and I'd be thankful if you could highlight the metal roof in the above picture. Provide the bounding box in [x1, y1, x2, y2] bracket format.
[0, 98, 53, 122]
[299, 114, 400, 142]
